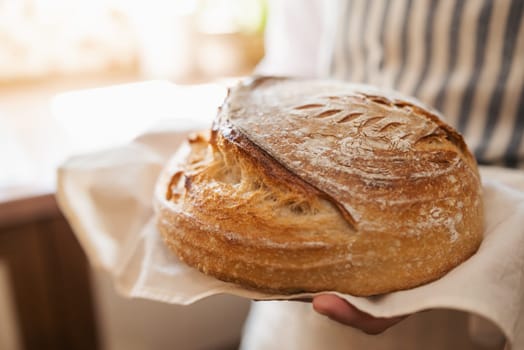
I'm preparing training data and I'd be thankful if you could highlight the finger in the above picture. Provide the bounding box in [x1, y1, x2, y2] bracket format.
[357, 313, 407, 335]
[312, 294, 363, 325]
[312, 294, 406, 334]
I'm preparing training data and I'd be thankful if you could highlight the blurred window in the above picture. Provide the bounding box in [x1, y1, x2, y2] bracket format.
[0, 0, 266, 83]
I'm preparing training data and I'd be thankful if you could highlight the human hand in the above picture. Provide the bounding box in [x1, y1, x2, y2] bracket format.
[312, 294, 408, 334]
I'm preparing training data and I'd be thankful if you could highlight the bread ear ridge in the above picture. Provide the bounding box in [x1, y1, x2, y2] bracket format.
[215, 118, 358, 231]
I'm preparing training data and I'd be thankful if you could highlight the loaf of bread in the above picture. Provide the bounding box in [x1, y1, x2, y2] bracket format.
[155, 77, 483, 296]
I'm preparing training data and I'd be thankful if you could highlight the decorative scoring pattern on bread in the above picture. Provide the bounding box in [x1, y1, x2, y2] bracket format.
[155, 77, 483, 296]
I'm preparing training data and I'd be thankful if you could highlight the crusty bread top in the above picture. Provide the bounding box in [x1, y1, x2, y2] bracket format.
[214, 77, 481, 236]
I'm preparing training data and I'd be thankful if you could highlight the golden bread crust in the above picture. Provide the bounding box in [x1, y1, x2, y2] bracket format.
[155, 77, 483, 296]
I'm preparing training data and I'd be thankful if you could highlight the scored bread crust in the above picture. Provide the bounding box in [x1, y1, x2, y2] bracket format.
[155, 77, 483, 296]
